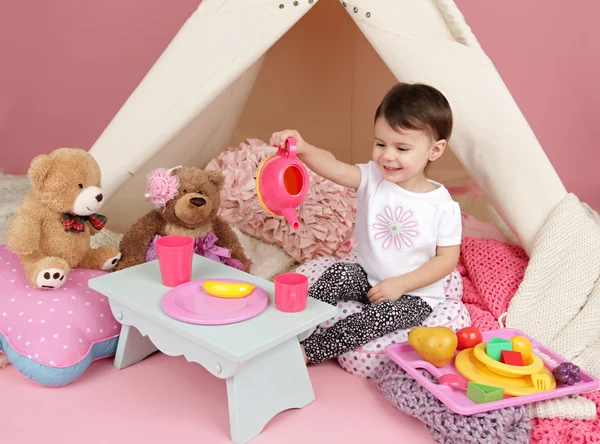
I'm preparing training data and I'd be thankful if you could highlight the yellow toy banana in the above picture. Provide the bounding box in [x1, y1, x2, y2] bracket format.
[203, 280, 255, 298]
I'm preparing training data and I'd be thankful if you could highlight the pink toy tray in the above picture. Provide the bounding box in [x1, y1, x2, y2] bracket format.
[385, 328, 599, 415]
[161, 278, 268, 325]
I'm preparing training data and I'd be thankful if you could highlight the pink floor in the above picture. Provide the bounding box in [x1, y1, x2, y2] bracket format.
[3, 353, 435, 444]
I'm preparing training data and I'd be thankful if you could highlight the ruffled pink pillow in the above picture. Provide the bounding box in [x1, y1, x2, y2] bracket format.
[206, 139, 357, 262]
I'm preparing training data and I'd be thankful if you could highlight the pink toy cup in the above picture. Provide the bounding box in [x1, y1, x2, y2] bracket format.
[274, 273, 308, 312]
[156, 235, 194, 287]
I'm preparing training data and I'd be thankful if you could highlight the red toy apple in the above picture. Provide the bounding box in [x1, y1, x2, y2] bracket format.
[456, 326, 483, 350]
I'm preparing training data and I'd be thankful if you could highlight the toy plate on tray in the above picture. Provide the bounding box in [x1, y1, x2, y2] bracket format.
[161, 278, 269, 325]
[385, 328, 599, 415]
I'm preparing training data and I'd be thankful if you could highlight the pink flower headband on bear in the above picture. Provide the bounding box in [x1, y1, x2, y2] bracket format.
[144, 165, 182, 208]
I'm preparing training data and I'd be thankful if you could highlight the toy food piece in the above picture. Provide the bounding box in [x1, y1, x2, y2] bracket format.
[510, 336, 533, 361]
[407, 326, 458, 368]
[501, 350, 525, 366]
[203, 281, 255, 298]
[552, 362, 581, 386]
[466, 382, 505, 404]
[456, 326, 483, 350]
[486, 337, 513, 361]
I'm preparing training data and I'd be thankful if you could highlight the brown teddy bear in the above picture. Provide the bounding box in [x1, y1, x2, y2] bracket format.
[115, 166, 250, 272]
[6, 148, 122, 290]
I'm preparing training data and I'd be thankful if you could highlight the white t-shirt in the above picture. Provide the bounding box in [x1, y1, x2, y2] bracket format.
[355, 161, 462, 309]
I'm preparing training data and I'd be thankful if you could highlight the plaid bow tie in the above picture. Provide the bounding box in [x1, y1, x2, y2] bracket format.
[62, 213, 107, 233]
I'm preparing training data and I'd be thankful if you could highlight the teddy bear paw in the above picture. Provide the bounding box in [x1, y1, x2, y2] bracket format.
[102, 252, 122, 271]
[36, 268, 66, 290]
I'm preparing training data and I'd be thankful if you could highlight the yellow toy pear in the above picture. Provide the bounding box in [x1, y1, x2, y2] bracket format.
[408, 326, 458, 368]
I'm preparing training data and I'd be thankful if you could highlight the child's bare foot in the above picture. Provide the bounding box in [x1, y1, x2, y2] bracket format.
[301, 344, 309, 365]
[0, 353, 9, 368]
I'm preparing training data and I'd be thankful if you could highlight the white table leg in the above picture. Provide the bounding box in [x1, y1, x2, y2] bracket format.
[114, 325, 158, 370]
[226, 337, 314, 444]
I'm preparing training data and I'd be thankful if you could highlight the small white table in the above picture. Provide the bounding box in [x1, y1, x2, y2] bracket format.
[89, 255, 336, 444]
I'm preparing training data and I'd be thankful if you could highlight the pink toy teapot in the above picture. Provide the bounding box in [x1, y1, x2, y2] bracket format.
[255, 137, 309, 230]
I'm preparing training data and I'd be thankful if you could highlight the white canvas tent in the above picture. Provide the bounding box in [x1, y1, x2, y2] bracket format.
[89, 0, 600, 410]
[89, 0, 567, 255]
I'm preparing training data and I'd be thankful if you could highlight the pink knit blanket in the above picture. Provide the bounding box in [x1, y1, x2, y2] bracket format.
[532, 391, 600, 443]
[458, 237, 600, 442]
[457, 237, 529, 332]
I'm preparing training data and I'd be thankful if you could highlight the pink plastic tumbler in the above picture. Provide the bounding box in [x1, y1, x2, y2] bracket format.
[274, 273, 309, 312]
[156, 235, 194, 287]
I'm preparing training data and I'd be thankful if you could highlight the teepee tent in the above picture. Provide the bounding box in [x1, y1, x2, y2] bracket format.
[89, 0, 567, 254]
[89, 0, 600, 409]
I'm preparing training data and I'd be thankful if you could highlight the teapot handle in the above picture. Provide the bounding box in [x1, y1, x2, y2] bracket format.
[277, 137, 297, 160]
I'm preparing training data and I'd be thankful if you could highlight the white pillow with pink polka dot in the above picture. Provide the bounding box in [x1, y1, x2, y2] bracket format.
[0, 245, 121, 386]
[295, 252, 471, 378]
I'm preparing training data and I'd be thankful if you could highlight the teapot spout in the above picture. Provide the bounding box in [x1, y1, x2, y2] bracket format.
[281, 207, 300, 231]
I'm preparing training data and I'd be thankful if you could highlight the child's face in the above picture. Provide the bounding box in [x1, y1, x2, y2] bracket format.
[372, 118, 446, 187]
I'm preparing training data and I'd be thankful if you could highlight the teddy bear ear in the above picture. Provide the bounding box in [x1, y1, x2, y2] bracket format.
[28, 154, 52, 189]
[205, 170, 225, 191]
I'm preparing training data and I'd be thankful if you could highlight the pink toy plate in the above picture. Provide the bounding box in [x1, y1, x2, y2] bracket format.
[386, 328, 599, 415]
[161, 278, 269, 325]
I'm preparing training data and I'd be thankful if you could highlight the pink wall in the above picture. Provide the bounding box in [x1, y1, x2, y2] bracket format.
[0, 0, 598, 210]
[0, 0, 201, 171]
[456, 0, 600, 211]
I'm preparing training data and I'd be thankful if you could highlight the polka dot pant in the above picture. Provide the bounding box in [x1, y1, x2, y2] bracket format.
[302, 263, 432, 364]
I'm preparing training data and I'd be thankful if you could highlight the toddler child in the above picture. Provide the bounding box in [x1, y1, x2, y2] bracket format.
[270, 82, 462, 364]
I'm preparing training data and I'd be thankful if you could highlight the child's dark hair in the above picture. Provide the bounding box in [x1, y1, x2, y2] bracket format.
[374, 83, 453, 142]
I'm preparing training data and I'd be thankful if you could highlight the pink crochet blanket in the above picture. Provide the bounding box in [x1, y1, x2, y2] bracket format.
[457, 237, 529, 332]
[532, 391, 600, 443]
[458, 237, 600, 443]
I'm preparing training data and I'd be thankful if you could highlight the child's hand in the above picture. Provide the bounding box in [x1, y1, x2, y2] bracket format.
[367, 278, 405, 304]
[270, 129, 306, 154]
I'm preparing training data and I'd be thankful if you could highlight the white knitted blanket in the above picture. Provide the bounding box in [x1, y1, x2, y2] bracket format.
[506, 193, 600, 419]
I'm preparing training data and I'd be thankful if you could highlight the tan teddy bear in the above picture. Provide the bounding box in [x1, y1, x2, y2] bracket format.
[116, 166, 250, 272]
[5, 148, 122, 290]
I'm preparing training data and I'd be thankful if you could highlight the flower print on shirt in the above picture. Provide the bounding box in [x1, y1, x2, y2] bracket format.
[372, 204, 420, 251]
